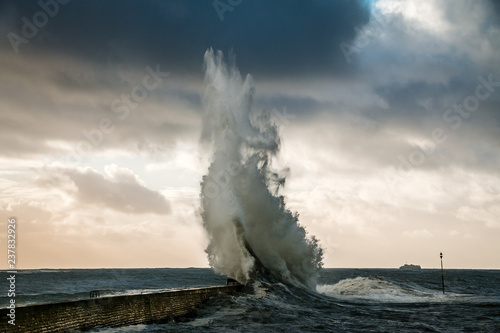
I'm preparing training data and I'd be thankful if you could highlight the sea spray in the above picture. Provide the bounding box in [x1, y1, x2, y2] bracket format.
[200, 49, 323, 289]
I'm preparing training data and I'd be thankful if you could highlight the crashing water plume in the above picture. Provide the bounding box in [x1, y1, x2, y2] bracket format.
[200, 49, 323, 289]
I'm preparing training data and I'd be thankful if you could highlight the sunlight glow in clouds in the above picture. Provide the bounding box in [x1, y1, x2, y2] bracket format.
[376, 0, 451, 34]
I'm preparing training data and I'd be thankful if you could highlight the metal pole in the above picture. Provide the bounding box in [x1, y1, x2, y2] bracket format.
[440, 252, 444, 294]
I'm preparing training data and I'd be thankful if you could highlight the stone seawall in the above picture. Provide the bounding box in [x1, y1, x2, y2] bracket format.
[0, 285, 243, 332]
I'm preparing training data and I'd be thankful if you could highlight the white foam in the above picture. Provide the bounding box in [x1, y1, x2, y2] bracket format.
[200, 49, 323, 289]
[317, 276, 485, 303]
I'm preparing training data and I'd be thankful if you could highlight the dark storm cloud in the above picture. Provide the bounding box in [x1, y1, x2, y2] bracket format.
[0, 0, 370, 78]
[1, 0, 499, 174]
[480, 0, 500, 22]
[0, 51, 201, 158]
[0, 0, 374, 159]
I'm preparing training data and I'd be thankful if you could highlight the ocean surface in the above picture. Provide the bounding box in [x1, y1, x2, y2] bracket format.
[1, 268, 499, 332]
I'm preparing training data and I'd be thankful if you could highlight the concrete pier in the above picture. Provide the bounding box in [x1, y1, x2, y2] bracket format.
[0, 284, 243, 332]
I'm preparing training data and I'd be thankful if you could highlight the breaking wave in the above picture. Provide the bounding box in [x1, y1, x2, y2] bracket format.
[317, 276, 495, 304]
[199, 49, 323, 289]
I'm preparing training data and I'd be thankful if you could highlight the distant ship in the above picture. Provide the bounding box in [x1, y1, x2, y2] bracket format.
[399, 264, 421, 270]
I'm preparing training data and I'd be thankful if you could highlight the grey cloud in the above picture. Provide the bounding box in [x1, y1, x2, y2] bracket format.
[0, 51, 201, 159]
[282, 104, 500, 179]
[324, 0, 500, 175]
[347, 0, 500, 120]
[36, 166, 171, 215]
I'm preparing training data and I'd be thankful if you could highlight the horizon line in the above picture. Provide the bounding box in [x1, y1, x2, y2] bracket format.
[2, 266, 499, 270]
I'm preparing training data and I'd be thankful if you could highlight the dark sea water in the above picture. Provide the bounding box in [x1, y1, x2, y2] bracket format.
[1, 268, 499, 332]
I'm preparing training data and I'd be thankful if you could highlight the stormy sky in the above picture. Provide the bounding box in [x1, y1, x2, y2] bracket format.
[0, 0, 499, 269]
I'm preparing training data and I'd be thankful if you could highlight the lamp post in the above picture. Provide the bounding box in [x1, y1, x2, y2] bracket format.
[440, 252, 445, 294]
